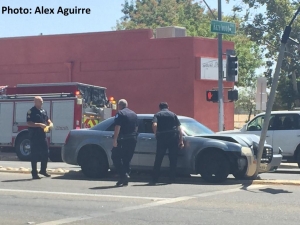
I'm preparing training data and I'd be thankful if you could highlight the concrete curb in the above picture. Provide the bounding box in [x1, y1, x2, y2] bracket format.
[252, 179, 300, 186]
[279, 164, 298, 169]
[0, 166, 78, 175]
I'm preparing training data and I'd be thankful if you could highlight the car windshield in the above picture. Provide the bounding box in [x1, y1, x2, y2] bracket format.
[179, 118, 214, 136]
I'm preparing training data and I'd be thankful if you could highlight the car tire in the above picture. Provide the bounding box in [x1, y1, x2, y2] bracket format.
[199, 151, 230, 183]
[232, 168, 247, 180]
[81, 149, 108, 178]
[49, 148, 62, 162]
[15, 133, 31, 161]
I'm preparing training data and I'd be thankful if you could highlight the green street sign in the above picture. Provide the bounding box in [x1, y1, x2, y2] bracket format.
[210, 20, 236, 35]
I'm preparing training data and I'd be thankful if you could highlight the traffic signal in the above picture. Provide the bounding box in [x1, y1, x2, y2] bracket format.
[206, 90, 218, 102]
[228, 89, 238, 102]
[226, 54, 238, 82]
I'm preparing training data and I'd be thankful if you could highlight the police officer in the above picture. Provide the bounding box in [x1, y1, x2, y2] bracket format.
[111, 99, 138, 187]
[27, 96, 53, 179]
[151, 102, 184, 184]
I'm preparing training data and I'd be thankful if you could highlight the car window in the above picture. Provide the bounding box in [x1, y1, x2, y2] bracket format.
[247, 116, 263, 131]
[137, 119, 145, 133]
[106, 122, 115, 131]
[268, 115, 282, 130]
[179, 118, 214, 136]
[273, 114, 300, 130]
[247, 115, 276, 131]
[141, 119, 154, 133]
[105, 119, 144, 132]
[294, 114, 300, 129]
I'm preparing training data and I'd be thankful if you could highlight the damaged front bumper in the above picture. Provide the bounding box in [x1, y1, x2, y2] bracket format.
[241, 147, 257, 177]
[240, 147, 283, 176]
[258, 154, 282, 173]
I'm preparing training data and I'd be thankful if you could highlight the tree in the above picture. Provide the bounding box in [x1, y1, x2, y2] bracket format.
[228, 0, 300, 109]
[235, 87, 256, 122]
[115, 0, 263, 88]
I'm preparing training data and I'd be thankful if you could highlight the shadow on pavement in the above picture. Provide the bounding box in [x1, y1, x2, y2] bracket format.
[2, 178, 33, 182]
[132, 183, 170, 187]
[89, 185, 121, 190]
[51, 170, 252, 186]
[259, 188, 293, 194]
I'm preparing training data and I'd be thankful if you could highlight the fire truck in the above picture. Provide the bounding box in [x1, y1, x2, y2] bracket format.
[0, 82, 116, 162]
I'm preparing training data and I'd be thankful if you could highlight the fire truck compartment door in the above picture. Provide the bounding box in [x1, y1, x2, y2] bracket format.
[51, 100, 74, 144]
[0, 102, 13, 143]
[103, 108, 112, 119]
[15, 101, 50, 125]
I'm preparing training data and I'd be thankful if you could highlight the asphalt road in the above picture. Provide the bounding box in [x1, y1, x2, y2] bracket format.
[0, 172, 300, 225]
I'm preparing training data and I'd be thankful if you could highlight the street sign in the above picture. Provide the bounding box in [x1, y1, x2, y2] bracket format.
[211, 20, 236, 35]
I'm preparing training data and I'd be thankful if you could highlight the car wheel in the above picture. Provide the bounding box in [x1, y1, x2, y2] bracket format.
[232, 168, 247, 180]
[15, 133, 31, 161]
[199, 151, 230, 183]
[80, 149, 108, 178]
[49, 148, 62, 162]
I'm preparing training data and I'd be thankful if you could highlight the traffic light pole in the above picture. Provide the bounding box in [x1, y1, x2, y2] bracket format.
[254, 7, 300, 178]
[217, 0, 224, 131]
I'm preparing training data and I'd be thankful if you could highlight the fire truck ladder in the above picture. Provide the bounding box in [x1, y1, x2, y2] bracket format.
[0, 93, 75, 100]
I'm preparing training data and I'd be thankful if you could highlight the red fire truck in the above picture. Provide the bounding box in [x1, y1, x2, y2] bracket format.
[0, 82, 116, 162]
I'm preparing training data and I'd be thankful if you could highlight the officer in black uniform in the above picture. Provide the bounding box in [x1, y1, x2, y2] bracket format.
[27, 96, 53, 179]
[111, 99, 138, 187]
[151, 102, 184, 184]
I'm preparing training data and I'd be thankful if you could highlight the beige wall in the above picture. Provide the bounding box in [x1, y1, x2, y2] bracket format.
[234, 114, 255, 129]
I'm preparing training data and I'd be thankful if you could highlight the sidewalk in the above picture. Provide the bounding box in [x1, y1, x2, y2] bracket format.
[0, 161, 80, 175]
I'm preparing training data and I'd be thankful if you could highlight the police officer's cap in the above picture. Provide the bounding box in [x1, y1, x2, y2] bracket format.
[159, 102, 168, 109]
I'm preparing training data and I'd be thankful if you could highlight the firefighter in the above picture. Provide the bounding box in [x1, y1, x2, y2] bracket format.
[111, 99, 138, 187]
[151, 102, 184, 184]
[26, 96, 53, 179]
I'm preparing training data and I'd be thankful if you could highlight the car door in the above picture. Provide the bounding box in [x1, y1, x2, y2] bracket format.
[98, 120, 139, 167]
[137, 118, 178, 169]
[136, 118, 157, 168]
[245, 114, 274, 146]
[271, 114, 300, 157]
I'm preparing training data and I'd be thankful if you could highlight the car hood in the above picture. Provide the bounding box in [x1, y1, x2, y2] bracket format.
[197, 133, 262, 147]
[217, 129, 242, 134]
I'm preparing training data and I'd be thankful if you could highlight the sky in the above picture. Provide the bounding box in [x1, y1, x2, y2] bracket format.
[0, 0, 125, 38]
[0, 0, 239, 38]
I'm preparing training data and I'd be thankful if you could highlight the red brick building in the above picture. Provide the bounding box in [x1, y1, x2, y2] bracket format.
[0, 29, 234, 131]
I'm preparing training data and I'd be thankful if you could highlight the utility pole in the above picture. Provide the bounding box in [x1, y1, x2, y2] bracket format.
[254, 7, 300, 177]
[217, 0, 224, 131]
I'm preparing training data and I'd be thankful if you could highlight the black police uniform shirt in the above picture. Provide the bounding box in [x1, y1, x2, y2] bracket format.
[152, 108, 181, 136]
[114, 107, 138, 138]
[26, 106, 49, 139]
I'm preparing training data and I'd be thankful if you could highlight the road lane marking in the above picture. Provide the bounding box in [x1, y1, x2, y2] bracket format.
[192, 184, 266, 197]
[35, 185, 267, 225]
[37, 216, 92, 225]
[0, 188, 168, 201]
[115, 185, 267, 213]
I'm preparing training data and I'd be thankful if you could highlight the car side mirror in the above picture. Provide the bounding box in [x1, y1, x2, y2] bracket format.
[241, 124, 247, 131]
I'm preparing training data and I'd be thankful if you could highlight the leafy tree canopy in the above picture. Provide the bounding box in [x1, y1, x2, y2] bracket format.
[115, 0, 263, 87]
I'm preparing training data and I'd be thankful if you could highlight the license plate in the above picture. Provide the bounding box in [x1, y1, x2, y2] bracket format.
[259, 164, 268, 171]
